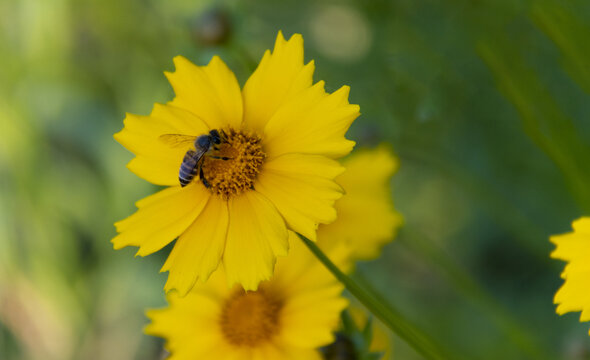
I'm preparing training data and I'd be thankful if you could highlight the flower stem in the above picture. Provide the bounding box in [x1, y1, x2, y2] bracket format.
[297, 233, 454, 360]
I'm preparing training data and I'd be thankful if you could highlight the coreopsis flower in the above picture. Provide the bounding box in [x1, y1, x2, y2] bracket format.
[317, 146, 402, 268]
[145, 234, 348, 359]
[113, 31, 359, 292]
[551, 216, 590, 333]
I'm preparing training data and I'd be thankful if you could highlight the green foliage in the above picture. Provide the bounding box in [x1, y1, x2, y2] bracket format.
[341, 311, 384, 360]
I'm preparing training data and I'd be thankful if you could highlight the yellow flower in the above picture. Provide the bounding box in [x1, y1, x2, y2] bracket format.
[551, 216, 590, 333]
[112, 32, 359, 292]
[145, 233, 348, 359]
[317, 146, 402, 267]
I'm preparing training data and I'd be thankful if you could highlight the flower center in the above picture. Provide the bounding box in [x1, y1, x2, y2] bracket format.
[219, 289, 282, 347]
[201, 128, 265, 199]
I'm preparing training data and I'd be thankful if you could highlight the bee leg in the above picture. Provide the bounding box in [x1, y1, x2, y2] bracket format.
[219, 129, 227, 141]
[200, 166, 211, 188]
[214, 131, 228, 150]
[210, 130, 222, 145]
[209, 155, 232, 161]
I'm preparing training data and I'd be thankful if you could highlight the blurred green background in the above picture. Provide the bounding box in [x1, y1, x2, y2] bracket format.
[1, 0, 590, 359]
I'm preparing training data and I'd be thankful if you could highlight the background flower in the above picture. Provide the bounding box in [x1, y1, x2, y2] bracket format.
[146, 235, 347, 360]
[317, 145, 402, 269]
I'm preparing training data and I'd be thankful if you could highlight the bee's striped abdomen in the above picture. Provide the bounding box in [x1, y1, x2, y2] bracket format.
[179, 150, 199, 187]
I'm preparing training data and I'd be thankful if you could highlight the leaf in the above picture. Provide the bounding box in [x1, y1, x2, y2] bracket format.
[531, 0, 590, 94]
[478, 38, 590, 212]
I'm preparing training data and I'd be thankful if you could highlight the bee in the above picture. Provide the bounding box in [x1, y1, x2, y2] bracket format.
[159, 129, 230, 188]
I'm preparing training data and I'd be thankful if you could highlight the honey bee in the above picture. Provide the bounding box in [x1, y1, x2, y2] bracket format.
[159, 129, 229, 188]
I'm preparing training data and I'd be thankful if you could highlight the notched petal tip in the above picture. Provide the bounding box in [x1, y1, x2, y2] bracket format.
[135, 246, 154, 257]
[172, 55, 191, 68]
[276, 30, 286, 44]
[149, 102, 169, 116]
[335, 85, 351, 97]
[314, 80, 326, 92]
[208, 54, 223, 66]
[112, 130, 123, 142]
[280, 31, 303, 44]
[111, 234, 138, 252]
[110, 237, 124, 249]
[228, 269, 272, 292]
[124, 160, 136, 173]
[224, 253, 277, 292]
[164, 56, 195, 84]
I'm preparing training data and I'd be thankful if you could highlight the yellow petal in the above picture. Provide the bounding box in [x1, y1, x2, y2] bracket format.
[573, 217, 590, 234]
[318, 146, 403, 261]
[162, 195, 229, 295]
[262, 82, 359, 160]
[112, 184, 209, 256]
[274, 233, 346, 295]
[166, 55, 242, 130]
[223, 191, 289, 290]
[253, 344, 285, 360]
[551, 216, 590, 335]
[280, 288, 347, 347]
[114, 103, 210, 186]
[242, 31, 315, 133]
[145, 230, 346, 359]
[146, 291, 224, 359]
[550, 232, 590, 261]
[272, 232, 347, 295]
[278, 347, 323, 360]
[274, 236, 347, 347]
[255, 154, 344, 241]
[554, 270, 590, 313]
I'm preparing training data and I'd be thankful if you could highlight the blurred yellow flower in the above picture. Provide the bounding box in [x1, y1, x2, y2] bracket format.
[551, 217, 590, 333]
[112, 31, 359, 292]
[318, 146, 402, 268]
[145, 233, 348, 360]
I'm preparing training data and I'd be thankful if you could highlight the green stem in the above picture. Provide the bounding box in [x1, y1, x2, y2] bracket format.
[297, 233, 454, 360]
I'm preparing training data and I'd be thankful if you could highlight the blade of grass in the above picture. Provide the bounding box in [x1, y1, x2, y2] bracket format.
[478, 40, 590, 213]
[298, 233, 458, 360]
[531, 1, 590, 95]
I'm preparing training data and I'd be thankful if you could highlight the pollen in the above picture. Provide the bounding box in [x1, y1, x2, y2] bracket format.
[201, 128, 265, 199]
[219, 288, 282, 347]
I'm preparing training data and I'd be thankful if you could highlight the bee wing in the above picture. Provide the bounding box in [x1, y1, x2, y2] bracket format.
[159, 134, 197, 148]
[192, 147, 209, 163]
